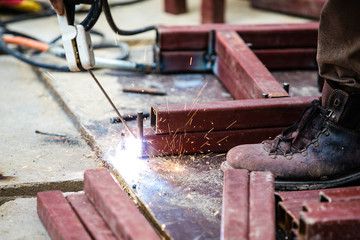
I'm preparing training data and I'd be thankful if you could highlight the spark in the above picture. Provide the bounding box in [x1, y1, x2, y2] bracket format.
[204, 127, 214, 139]
[200, 141, 210, 148]
[216, 153, 226, 157]
[161, 224, 166, 231]
[189, 57, 192, 65]
[217, 136, 229, 144]
[213, 211, 219, 216]
[226, 120, 237, 130]
[188, 82, 208, 115]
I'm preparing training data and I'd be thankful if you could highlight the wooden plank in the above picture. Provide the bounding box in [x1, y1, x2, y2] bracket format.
[143, 127, 284, 156]
[67, 193, 117, 240]
[84, 168, 160, 240]
[37, 191, 92, 240]
[157, 22, 319, 51]
[249, 171, 275, 240]
[215, 31, 289, 98]
[221, 169, 249, 240]
[164, 0, 187, 14]
[201, 0, 225, 23]
[151, 94, 314, 134]
[251, 0, 326, 19]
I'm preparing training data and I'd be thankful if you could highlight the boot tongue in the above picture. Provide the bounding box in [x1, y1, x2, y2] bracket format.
[321, 80, 334, 108]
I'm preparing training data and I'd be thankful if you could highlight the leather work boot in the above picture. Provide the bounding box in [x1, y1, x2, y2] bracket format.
[224, 82, 360, 190]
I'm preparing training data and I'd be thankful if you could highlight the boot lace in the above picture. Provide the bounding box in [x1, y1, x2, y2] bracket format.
[264, 99, 327, 156]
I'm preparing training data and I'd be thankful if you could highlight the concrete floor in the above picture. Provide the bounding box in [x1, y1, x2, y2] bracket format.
[0, 0, 312, 239]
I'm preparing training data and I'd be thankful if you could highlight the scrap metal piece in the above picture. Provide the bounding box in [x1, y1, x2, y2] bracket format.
[84, 169, 160, 240]
[299, 200, 360, 240]
[249, 171, 275, 240]
[37, 191, 92, 240]
[151, 96, 314, 134]
[201, 0, 225, 23]
[164, 0, 187, 14]
[123, 87, 166, 95]
[215, 31, 289, 98]
[221, 169, 249, 240]
[251, 0, 326, 19]
[67, 193, 117, 240]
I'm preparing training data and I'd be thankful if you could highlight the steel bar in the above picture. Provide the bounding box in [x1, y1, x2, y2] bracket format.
[201, 0, 225, 23]
[221, 169, 249, 240]
[214, 58, 251, 100]
[159, 51, 208, 73]
[137, 111, 144, 140]
[249, 171, 275, 240]
[143, 127, 284, 156]
[320, 186, 360, 202]
[215, 31, 289, 98]
[164, 0, 187, 14]
[37, 191, 92, 240]
[159, 48, 317, 73]
[253, 48, 317, 70]
[251, 0, 326, 19]
[67, 193, 117, 240]
[299, 200, 360, 240]
[157, 22, 319, 51]
[84, 168, 160, 240]
[151, 96, 314, 134]
[277, 199, 317, 232]
[275, 189, 322, 203]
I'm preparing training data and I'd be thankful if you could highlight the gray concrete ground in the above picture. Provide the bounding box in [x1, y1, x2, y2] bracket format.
[0, 1, 310, 239]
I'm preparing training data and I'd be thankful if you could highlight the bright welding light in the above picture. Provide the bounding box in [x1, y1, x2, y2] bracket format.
[106, 137, 146, 182]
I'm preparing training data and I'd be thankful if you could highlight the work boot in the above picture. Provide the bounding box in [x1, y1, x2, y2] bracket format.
[224, 81, 360, 190]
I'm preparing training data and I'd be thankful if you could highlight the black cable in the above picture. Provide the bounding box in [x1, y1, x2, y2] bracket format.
[102, 0, 157, 36]
[0, 28, 70, 71]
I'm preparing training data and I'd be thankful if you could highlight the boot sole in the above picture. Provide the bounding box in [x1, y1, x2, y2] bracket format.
[221, 161, 360, 191]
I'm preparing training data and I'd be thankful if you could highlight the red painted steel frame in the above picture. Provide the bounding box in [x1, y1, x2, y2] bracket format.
[157, 22, 319, 51]
[67, 193, 117, 240]
[143, 126, 284, 156]
[151, 96, 314, 134]
[251, 0, 326, 19]
[216, 30, 288, 98]
[221, 169, 249, 240]
[84, 169, 160, 240]
[37, 191, 92, 240]
[299, 201, 360, 240]
[249, 171, 275, 240]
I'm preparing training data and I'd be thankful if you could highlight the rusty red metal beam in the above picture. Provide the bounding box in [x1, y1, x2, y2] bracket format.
[84, 168, 160, 240]
[37, 191, 92, 240]
[201, 0, 225, 23]
[164, 0, 187, 14]
[157, 22, 319, 51]
[320, 186, 360, 202]
[151, 96, 314, 134]
[251, 0, 326, 19]
[159, 48, 317, 73]
[159, 51, 208, 73]
[299, 200, 360, 240]
[214, 58, 251, 99]
[143, 127, 284, 156]
[221, 169, 249, 240]
[216, 31, 289, 98]
[249, 171, 275, 240]
[67, 193, 117, 240]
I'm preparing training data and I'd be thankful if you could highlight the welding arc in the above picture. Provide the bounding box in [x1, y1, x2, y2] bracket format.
[88, 69, 136, 139]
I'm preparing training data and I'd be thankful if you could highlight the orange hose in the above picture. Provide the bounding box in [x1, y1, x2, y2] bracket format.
[3, 36, 49, 52]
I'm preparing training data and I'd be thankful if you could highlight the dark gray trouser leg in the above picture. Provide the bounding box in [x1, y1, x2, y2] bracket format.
[317, 0, 360, 90]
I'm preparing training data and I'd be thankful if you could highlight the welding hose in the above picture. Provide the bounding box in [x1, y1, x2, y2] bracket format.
[0, 28, 70, 71]
[102, 0, 157, 35]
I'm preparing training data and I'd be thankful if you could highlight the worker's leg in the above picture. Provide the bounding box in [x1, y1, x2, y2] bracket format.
[223, 0, 360, 190]
[317, 0, 360, 91]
